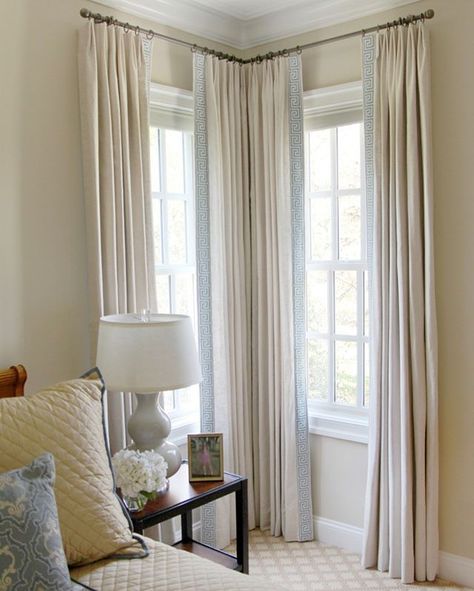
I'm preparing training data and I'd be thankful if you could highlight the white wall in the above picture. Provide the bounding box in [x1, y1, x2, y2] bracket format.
[1, 0, 473, 565]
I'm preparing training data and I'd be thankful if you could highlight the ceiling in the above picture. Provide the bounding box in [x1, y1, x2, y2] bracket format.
[187, 0, 313, 21]
[93, 0, 420, 49]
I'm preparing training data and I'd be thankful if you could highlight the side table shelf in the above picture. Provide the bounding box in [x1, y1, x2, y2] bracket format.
[127, 461, 249, 574]
[173, 540, 239, 570]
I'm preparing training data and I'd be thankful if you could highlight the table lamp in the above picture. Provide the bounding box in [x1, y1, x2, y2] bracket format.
[96, 313, 202, 478]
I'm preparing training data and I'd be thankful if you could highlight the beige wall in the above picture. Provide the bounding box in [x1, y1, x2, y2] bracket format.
[311, 436, 367, 527]
[0, 0, 231, 395]
[1, 0, 473, 563]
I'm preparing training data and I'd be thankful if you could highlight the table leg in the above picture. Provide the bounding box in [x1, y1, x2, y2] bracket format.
[235, 479, 249, 574]
[181, 509, 193, 543]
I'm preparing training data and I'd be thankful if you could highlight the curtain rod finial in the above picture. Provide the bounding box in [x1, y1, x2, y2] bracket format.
[425, 9, 435, 19]
[80, 8, 91, 18]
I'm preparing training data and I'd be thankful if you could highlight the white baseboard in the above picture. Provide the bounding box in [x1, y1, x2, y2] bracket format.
[313, 515, 474, 589]
[313, 515, 363, 554]
[439, 551, 474, 589]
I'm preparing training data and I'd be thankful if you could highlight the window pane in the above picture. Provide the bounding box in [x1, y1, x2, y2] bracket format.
[335, 270, 357, 335]
[162, 391, 174, 413]
[310, 197, 331, 260]
[177, 384, 199, 414]
[305, 121, 368, 414]
[156, 274, 170, 313]
[167, 200, 187, 264]
[307, 270, 328, 333]
[338, 123, 361, 190]
[150, 127, 161, 193]
[364, 271, 369, 336]
[309, 129, 331, 192]
[364, 342, 370, 407]
[335, 340, 357, 406]
[175, 273, 195, 320]
[165, 130, 185, 194]
[308, 339, 329, 401]
[152, 198, 162, 265]
[338, 194, 361, 260]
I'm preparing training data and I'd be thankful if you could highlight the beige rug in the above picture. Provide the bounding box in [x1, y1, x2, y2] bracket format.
[227, 529, 468, 590]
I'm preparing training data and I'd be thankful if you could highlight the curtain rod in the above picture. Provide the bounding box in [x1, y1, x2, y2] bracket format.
[79, 7, 435, 65]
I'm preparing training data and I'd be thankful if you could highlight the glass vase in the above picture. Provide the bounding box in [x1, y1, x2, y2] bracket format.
[124, 493, 148, 512]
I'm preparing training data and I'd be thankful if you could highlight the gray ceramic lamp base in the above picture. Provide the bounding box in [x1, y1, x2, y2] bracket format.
[127, 392, 182, 478]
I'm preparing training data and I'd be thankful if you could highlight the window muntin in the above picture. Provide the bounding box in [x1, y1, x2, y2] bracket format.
[150, 127, 199, 419]
[306, 122, 369, 414]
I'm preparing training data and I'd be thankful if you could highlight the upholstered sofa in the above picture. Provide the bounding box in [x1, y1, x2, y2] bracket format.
[0, 366, 280, 591]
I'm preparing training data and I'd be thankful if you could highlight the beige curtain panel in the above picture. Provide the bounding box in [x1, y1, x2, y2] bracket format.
[246, 59, 303, 541]
[362, 24, 438, 583]
[204, 56, 254, 548]
[78, 21, 156, 453]
[195, 53, 313, 548]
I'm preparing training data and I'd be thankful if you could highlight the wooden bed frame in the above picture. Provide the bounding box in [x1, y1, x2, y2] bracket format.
[0, 365, 27, 399]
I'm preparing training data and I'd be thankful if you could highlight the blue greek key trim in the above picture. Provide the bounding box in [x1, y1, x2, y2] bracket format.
[362, 34, 375, 283]
[288, 55, 313, 542]
[142, 37, 152, 88]
[194, 53, 215, 436]
[193, 53, 216, 548]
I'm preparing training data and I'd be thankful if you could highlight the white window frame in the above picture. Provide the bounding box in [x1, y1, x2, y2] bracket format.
[304, 81, 369, 444]
[150, 83, 199, 446]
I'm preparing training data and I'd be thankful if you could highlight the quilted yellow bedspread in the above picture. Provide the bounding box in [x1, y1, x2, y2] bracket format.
[70, 537, 282, 590]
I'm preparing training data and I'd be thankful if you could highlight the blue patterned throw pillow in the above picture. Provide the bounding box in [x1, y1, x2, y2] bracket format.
[0, 453, 78, 590]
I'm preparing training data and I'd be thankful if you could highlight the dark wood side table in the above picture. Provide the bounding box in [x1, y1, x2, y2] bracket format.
[128, 462, 249, 574]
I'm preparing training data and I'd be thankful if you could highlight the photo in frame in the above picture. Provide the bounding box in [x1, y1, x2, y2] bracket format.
[187, 433, 224, 482]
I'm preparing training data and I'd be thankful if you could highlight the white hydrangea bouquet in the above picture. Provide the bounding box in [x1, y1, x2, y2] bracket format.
[112, 449, 168, 511]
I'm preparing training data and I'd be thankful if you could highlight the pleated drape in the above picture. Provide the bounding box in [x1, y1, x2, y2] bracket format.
[78, 21, 156, 453]
[194, 53, 313, 548]
[362, 24, 438, 583]
[204, 57, 255, 547]
[246, 59, 308, 540]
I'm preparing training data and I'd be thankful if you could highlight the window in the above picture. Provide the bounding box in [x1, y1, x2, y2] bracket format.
[304, 83, 369, 443]
[149, 85, 198, 442]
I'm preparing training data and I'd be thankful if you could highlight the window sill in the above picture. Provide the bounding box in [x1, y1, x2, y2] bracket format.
[308, 405, 369, 444]
[169, 413, 200, 447]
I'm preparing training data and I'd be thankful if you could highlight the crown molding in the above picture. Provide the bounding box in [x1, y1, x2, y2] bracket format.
[92, 0, 421, 50]
[92, 0, 245, 47]
[242, 0, 418, 48]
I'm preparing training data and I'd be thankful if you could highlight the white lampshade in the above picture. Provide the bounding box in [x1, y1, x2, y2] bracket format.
[96, 313, 202, 393]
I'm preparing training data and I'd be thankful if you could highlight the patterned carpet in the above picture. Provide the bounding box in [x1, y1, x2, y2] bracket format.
[227, 529, 469, 590]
